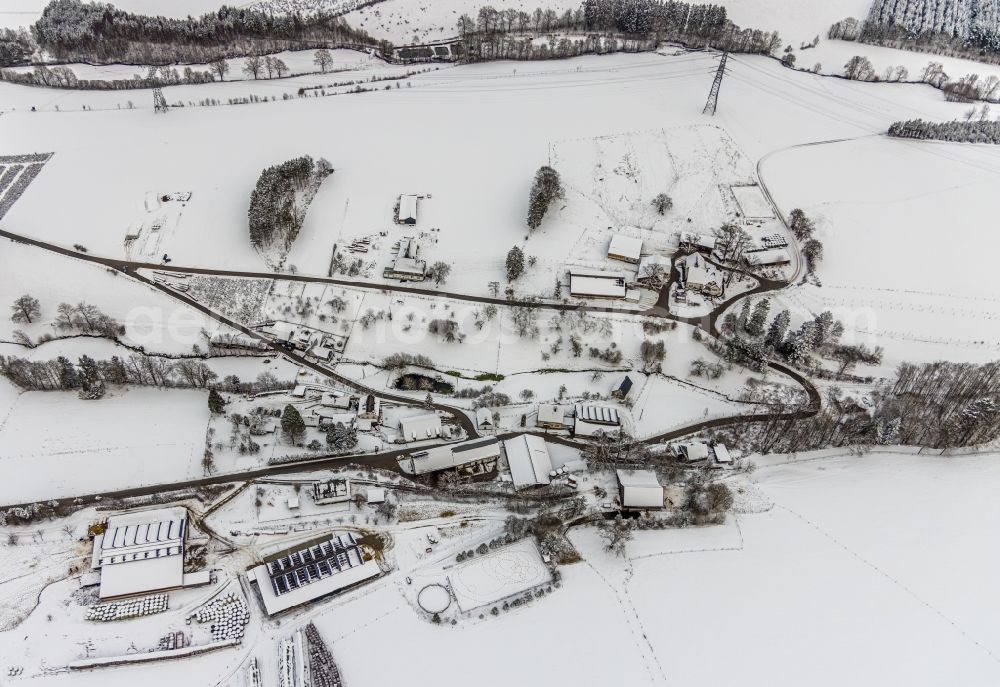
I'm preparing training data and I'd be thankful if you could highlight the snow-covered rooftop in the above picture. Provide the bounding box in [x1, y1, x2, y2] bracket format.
[745, 248, 791, 266]
[575, 404, 620, 425]
[398, 412, 442, 441]
[608, 234, 643, 261]
[616, 469, 664, 509]
[97, 507, 188, 599]
[536, 404, 565, 426]
[503, 434, 553, 490]
[398, 194, 418, 223]
[569, 271, 627, 299]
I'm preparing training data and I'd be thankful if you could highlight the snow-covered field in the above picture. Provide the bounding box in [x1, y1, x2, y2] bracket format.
[762, 134, 1000, 368]
[0, 387, 208, 503]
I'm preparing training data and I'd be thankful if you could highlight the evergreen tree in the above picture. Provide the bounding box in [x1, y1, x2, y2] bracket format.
[57, 355, 79, 389]
[281, 404, 306, 444]
[764, 309, 791, 349]
[506, 245, 525, 281]
[746, 299, 771, 337]
[208, 388, 225, 414]
[737, 300, 752, 332]
[526, 165, 563, 230]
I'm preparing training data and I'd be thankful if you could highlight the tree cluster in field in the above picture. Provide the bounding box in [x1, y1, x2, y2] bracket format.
[526, 166, 564, 230]
[248, 155, 332, 250]
[0, 352, 290, 397]
[888, 115, 1000, 143]
[836, 51, 1000, 103]
[720, 300, 882, 377]
[9, 296, 125, 347]
[786, 209, 824, 276]
[381, 352, 435, 370]
[0, 27, 34, 68]
[31, 0, 385, 64]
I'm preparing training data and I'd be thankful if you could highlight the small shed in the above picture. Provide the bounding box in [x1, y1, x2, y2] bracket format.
[713, 443, 733, 465]
[366, 488, 386, 504]
[675, 442, 710, 462]
[287, 497, 300, 510]
[612, 375, 634, 400]
[476, 407, 494, 430]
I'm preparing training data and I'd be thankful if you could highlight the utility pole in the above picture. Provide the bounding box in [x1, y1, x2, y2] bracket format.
[702, 51, 728, 116]
[152, 87, 168, 114]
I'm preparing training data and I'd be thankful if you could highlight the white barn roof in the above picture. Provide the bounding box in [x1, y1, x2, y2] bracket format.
[476, 407, 494, 427]
[503, 434, 553, 489]
[398, 413, 442, 441]
[399, 194, 418, 223]
[569, 271, 627, 299]
[678, 442, 710, 461]
[97, 507, 188, 599]
[616, 469, 664, 509]
[714, 444, 733, 464]
[608, 235, 642, 261]
[536, 404, 565, 426]
[745, 248, 791, 266]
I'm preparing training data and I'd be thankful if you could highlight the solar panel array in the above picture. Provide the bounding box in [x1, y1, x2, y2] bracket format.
[266, 535, 362, 597]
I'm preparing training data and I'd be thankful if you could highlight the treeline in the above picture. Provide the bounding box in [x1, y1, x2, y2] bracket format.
[829, 1, 1000, 65]
[0, 63, 216, 90]
[0, 352, 292, 395]
[248, 155, 332, 250]
[459, 0, 781, 60]
[739, 359, 1000, 453]
[31, 0, 386, 64]
[888, 116, 1000, 143]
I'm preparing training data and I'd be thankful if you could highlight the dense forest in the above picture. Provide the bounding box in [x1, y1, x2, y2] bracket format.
[30, 0, 387, 64]
[854, 0, 1000, 62]
[248, 155, 332, 250]
[888, 116, 1000, 142]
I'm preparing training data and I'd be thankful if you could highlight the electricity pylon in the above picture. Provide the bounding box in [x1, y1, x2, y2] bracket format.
[702, 52, 728, 116]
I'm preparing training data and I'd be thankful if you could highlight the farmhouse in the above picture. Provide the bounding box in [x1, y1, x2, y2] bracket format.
[678, 231, 717, 253]
[404, 437, 501, 475]
[247, 532, 380, 617]
[607, 235, 643, 264]
[398, 194, 418, 224]
[383, 237, 427, 281]
[569, 270, 627, 299]
[93, 507, 209, 600]
[357, 395, 381, 422]
[616, 469, 664, 510]
[312, 478, 350, 505]
[398, 412, 442, 442]
[612, 375, 634, 400]
[536, 404, 566, 429]
[503, 434, 554, 489]
[678, 252, 723, 297]
[745, 248, 791, 267]
[574, 404, 621, 438]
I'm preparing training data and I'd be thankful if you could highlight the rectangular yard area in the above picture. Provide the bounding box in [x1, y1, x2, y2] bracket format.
[0, 386, 208, 504]
[448, 538, 552, 613]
